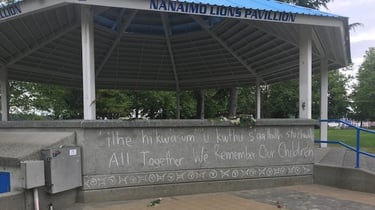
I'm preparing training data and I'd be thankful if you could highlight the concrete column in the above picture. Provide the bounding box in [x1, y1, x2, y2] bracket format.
[0, 68, 8, 121]
[81, 6, 96, 120]
[320, 58, 328, 147]
[256, 80, 261, 119]
[299, 27, 312, 119]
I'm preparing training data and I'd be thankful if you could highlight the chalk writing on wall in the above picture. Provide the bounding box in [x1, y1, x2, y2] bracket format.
[83, 164, 313, 190]
[83, 126, 314, 180]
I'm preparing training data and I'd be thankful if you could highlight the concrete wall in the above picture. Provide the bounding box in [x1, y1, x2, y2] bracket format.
[0, 119, 316, 206]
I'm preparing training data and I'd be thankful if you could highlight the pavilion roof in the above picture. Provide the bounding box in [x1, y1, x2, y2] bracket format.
[0, 0, 351, 90]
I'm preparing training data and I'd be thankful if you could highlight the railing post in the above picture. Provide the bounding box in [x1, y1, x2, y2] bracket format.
[356, 129, 361, 168]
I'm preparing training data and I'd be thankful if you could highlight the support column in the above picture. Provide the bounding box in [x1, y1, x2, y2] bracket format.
[299, 27, 312, 119]
[81, 6, 96, 120]
[0, 68, 8, 121]
[320, 58, 328, 147]
[256, 80, 261, 119]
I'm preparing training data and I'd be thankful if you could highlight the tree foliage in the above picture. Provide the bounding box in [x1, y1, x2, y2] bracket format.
[278, 0, 332, 9]
[259, 69, 351, 119]
[8, 68, 352, 120]
[9, 81, 83, 119]
[96, 89, 131, 119]
[262, 81, 299, 118]
[313, 70, 352, 119]
[351, 48, 375, 121]
[8, 82, 198, 120]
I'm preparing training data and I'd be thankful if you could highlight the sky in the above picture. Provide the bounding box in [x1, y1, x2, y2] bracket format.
[322, 0, 375, 75]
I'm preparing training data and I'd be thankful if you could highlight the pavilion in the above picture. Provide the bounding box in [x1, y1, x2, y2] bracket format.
[0, 0, 351, 142]
[0, 1, 354, 208]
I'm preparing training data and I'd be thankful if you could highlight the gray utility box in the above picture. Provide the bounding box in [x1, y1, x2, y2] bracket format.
[21, 160, 45, 189]
[42, 146, 82, 194]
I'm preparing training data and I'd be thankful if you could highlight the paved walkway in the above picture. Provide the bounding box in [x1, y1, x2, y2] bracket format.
[68, 185, 375, 210]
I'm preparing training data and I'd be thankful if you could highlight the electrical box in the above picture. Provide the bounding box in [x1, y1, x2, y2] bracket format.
[0, 172, 10, 193]
[42, 146, 82, 194]
[21, 160, 45, 189]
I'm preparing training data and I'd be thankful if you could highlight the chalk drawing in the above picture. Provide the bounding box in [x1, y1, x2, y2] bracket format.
[83, 164, 313, 190]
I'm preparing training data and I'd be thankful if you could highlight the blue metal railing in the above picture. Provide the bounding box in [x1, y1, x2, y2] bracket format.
[315, 119, 375, 168]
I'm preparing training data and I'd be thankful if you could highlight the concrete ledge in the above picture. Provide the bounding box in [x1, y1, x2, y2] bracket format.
[77, 176, 313, 203]
[0, 132, 76, 166]
[0, 119, 318, 129]
[256, 119, 317, 126]
[0, 120, 232, 128]
[314, 164, 375, 193]
[80, 120, 231, 128]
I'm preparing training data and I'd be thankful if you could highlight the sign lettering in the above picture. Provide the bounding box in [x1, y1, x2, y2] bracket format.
[149, 0, 297, 23]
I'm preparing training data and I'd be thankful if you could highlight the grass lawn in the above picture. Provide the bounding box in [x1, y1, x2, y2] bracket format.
[314, 128, 375, 153]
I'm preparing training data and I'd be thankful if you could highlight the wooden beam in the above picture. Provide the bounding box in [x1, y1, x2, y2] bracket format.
[5, 22, 79, 67]
[161, 13, 181, 119]
[191, 15, 265, 84]
[95, 10, 137, 77]
[312, 28, 326, 57]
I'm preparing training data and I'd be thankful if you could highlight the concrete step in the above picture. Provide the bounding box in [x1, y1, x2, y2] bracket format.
[314, 164, 375, 194]
[314, 148, 331, 163]
[318, 147, 347, 167]
[365, 155, 375, 172]
[343, 150, 357, 168]
[315, 147, 375, 172]
[314, 147, 375, 193]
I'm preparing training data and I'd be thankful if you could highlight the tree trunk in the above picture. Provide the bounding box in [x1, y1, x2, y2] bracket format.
[195, 90, 205, 119]
[228, 87, 238, 118]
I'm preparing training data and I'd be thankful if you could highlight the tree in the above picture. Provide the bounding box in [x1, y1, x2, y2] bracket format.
[204, 89, 229, 118]
[351, 48, 375, 121]
[237, 87, 257, 116]
[259, 69, 351, 119]
[312, 70, 352, 119]
[96, 89, 131, 119]
[228, 88, 238, 118]
[278, 0, 332, 9]
[127, 90, 179, 119]
[262, 81, 299, 118]
[9, 81, 83, 120]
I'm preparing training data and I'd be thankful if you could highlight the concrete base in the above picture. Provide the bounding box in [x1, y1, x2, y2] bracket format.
[314, 164, 375, 194]
[0, 192, 25, 210]
[0, 188, 78, 210]
[78, 176, 313, 203]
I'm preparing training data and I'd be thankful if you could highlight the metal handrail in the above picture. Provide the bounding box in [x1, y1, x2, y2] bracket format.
[315, 119, 375, 168]
[320, 119, 375, 135]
